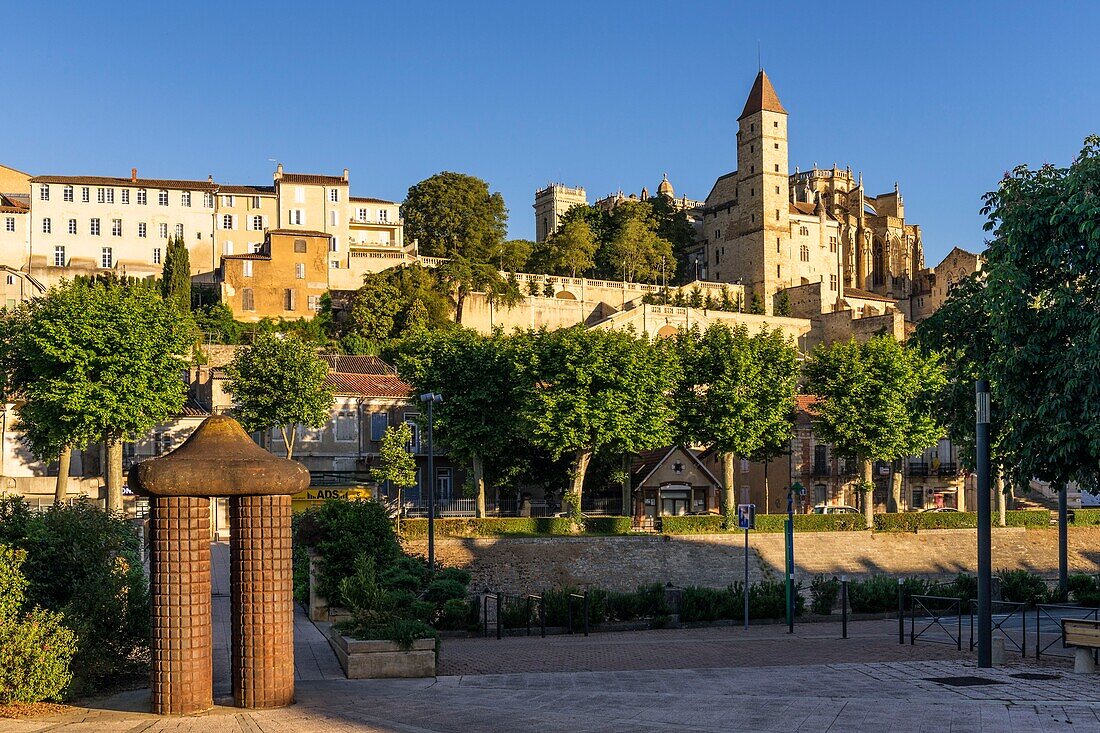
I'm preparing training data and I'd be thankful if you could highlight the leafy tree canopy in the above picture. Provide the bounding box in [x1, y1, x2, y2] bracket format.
[401, 172, 508, 261]
[160, 234, 191, 313]
[223, 332, 334, 460]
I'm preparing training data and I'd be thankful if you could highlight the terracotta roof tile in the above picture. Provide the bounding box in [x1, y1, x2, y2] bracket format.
[221, 253, 269, 260]
[739, 69, 787, 120]
[322, 355, 395, 375]
[796, 395, 820, 414]
[349, 196, 396, 205]
[325, 373, 412, 398]
[279, 173, 346, 186]
[29, 175, 218, 191]
[219, 184, 275, 195]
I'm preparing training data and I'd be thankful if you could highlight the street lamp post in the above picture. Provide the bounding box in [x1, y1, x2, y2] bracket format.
[975, 380, 992, 668]
[420, 392, 443, 573]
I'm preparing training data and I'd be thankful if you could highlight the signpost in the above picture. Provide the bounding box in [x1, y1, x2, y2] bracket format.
[975, 380, 992, 668]
[785, 490, 795, 634]
[738, 503, 755, 630]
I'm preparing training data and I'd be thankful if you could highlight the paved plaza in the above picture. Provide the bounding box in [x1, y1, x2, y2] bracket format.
[3, 544, 1098, 732]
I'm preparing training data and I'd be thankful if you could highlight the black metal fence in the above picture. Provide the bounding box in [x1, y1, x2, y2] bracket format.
[909, 595, 963, 650]
[968, 599, 1026, 657]
[1035, 604, 1100, 661]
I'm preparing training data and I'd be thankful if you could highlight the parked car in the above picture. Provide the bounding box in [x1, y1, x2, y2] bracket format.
[921, 507, 960, 512]
[812, 504, 860, 514]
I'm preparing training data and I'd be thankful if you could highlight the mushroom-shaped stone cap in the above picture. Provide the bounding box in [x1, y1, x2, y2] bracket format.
[129, 414, 310, 497]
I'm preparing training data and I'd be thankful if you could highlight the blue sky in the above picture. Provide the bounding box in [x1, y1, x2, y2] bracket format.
[4, 1, 1098, 265]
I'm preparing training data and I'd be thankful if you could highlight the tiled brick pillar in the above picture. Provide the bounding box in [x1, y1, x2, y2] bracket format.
[150, 496, 212, 715]
[230, 495, 294, 708]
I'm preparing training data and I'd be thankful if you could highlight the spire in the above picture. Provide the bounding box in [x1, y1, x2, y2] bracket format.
[738, 69, 787, 120]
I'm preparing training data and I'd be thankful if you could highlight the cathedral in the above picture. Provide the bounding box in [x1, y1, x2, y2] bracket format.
[536, 69, 976, 322]
[699, 69, 932, 316]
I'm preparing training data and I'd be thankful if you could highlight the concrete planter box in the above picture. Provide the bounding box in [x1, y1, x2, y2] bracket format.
[325, 624, 436, 679]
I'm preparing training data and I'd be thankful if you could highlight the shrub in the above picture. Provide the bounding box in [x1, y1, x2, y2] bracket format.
[680, 586, 725, 623]
[294, 499, 401, 607]
[847, 575, 901, 613]
[399, 517, 577, 538]
[436, 597, 478, 631]
[424, 578, 467, 605]
[1072, 508, 1100, 526]
[874, 510, 1050, 532]
[0, 544, 77, 703]
[1068, 574, 1100, 606]
[0, 499, 148, 693]
[750, 578, 804, 619]
[583, 516, 633, 534]
[810, 575, 841, 615]
[336, 554, 438, 650]
[997, 569, 1048, 606]
[661, 513, 865, 534]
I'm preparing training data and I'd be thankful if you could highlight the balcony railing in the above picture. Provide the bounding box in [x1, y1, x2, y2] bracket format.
[309, 471, 373, 487]
[938, 462, 959, 477]
[908, 461, 929, 477]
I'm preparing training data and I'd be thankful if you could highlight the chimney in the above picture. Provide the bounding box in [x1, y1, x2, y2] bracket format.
[207, 174, 213, 184]
[342, 168, 349, 182]
[131, 167, 137, 182]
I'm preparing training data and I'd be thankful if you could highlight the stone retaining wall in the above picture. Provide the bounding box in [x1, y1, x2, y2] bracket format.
[402, 527, 1100, 594]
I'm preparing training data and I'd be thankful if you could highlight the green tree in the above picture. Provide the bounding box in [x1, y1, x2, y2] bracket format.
[803, 336, 945, 527]
[224, 333, 334, 460]
[372, 423, 417, 528]
[436, 255, 522, 324]
[516, 327, 678, 511]
[649, 193, 698, 283]
[774, 290, 792, 317]
[913, 272, 1013, 521]
[334, 265, 452, 353]
[748, 292, 765, 314]
[498, 239, 533, 272]
[401, 172, 508, 261]
[396, 329, 530, 517]
[160, 234, 191, 313]
[530, 219, 598, 277]
[1, 279, 192, 511]
[673, 324, 799, 518]
[602, 215, 674, 283]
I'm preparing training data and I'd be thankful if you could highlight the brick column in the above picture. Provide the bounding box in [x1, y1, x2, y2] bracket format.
[230, 494, 294, 708]
[149, 496, 212, 715]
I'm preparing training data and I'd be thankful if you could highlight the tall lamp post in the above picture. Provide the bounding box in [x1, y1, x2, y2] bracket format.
[975, 380, 992, 668]
[420, 392, 443, 573]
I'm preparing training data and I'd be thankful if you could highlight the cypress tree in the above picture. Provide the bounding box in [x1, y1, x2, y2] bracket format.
[161, 235, 191, 312]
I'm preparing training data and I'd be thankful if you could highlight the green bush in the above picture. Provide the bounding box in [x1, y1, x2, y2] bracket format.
[661, 513, 865, 535]
[399, 517, 577, 538]
[680, 586, 726, 623]
[873, 510, 1051, 532]
[436, 597, 478, 631]
[848, 575, 902, 613]
[1072, 508, 1100, 526]
[1068, 574, 1100, 606]
[0, 498, 148, 693]
[0, 544, 77, 703]
[294, 499, 401, 607]
[336, 554, 439, 650]
[750, 578, 804, 619]
[810, 575, 841, 615]
[583, 516, 634, 534]
[997, 569, 1048, 606]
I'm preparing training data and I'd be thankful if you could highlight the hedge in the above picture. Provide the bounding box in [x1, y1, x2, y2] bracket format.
[399, 510, 1054, 538]
[873, 509, 1050, 532]
[660, 513, 865, 534]
[400, 517, 577, 538]
[660, 510, 1051, 535]
[1072, 508, 1100, 526]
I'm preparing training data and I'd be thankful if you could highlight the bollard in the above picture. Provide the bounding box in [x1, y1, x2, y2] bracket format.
[540, 593, 546, 638]
[584, 590, 590, 637]
[840, 575, 848, 640]
[897, 578, 905, 645]
[483, 592, 488, 638]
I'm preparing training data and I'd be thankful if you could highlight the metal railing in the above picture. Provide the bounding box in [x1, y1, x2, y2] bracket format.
[909, 595, 963, 650]
[482, 592, 502, 640]
[1035, 604, 1100, 660]
[568, 591, 590, 636]
[969, 599, 1027, 657]
[907, 462, 929, 477]
[581, 497, 623, 515]
[309, 470, 373, 486]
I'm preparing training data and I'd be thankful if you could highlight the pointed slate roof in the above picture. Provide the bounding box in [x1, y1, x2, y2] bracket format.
[738, 69, 787, 120]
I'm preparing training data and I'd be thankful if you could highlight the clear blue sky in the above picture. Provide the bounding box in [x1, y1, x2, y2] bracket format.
[4, 1, 1098, 265]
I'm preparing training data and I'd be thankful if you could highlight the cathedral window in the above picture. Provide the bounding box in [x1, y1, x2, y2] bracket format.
[799, 226, 809, 236]
[830, 274, 838, 290]
[829, 236, 837, 252]
[800, 245, 809, 262]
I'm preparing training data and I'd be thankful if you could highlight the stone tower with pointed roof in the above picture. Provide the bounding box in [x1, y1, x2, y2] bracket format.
[732, 69, 790, 313]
